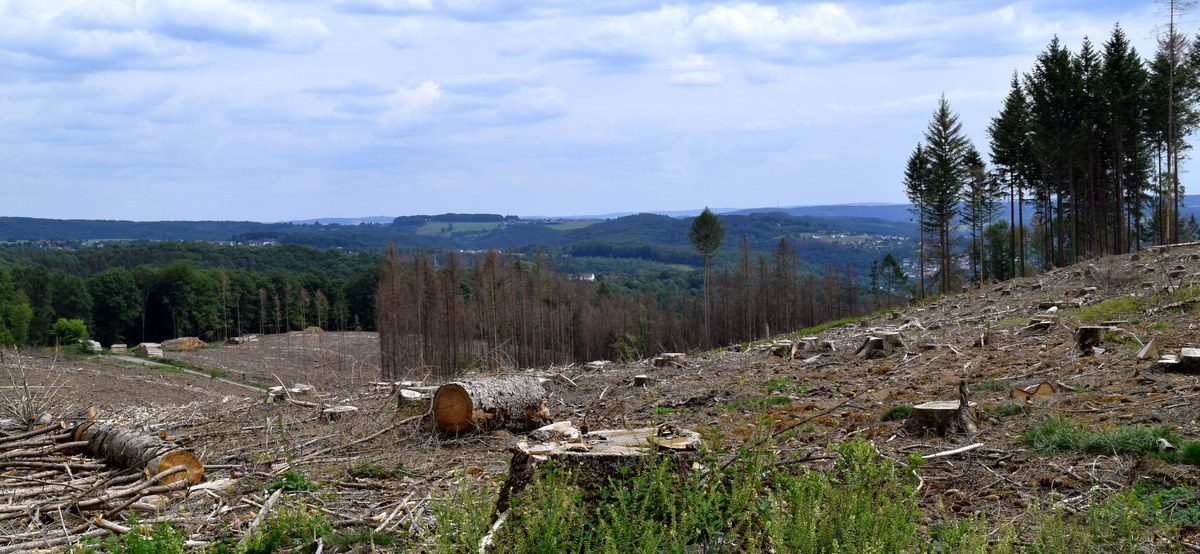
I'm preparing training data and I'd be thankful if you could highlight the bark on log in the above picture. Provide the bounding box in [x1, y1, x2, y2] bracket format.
[71, 422, 204, 485]
[433, 376, 551, 433]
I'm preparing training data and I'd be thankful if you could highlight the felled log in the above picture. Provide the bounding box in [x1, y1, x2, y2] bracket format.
[433, 376, 550, 433]
[161, 337, 206, 350]
[133, 343, 163, 357]
[70, 422, 203, 485]
[109, 343, 127, 354]
[496, 423, 700, 513]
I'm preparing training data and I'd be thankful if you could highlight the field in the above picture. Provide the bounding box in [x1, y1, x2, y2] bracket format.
[4, 244, 1200, 550]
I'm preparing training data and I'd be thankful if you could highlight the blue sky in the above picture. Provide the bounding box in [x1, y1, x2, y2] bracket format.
[0, 0, 1174, 221]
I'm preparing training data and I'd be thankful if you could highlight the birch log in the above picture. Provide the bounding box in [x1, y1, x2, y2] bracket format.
[71, 422, 204, 485]
[433, 376, 551, 433]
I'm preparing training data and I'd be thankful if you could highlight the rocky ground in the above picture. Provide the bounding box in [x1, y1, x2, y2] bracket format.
[2, 242, 1200, 551]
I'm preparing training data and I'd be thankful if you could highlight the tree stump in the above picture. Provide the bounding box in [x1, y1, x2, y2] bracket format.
[433, 376, 550, 433]
[901, 383, 979, 437]
[653, 353, 687, 368]
[1076, 326, 1111, 356]
[71, 422, 204, 485]
[321, 406, 359, 422]
[856, 337, 887, 359]
[1157, 349, 1200, 374]
[496, 424, 700, 514]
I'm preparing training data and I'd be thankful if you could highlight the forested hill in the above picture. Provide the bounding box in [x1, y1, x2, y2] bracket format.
[0, 217, 295, 242]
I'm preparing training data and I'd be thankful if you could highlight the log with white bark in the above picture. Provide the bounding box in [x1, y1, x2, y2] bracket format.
[71, 422, 204, 485]
[433, 376, 551, 433]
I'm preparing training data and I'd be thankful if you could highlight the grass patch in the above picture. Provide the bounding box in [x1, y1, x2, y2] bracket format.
[765, 377, 795, 393]
[968, 381, 1009, 392]
[983, 403, 1033, 417]
[879, 405, 913, 422]
[652, 406, 687, 416]
[1075, 296, 1140, 322]
[720, 395, 793, 411]
[456, 440, 924, 553]
[1023, 415, 1191, 462]
[347, 458, 410, 479]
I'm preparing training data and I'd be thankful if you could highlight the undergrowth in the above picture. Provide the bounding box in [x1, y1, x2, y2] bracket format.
[1023, 414, 1200, 464]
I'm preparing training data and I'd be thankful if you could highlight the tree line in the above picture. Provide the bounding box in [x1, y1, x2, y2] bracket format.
[906, 22, 1200, 296]
[0, 250, 382, 348]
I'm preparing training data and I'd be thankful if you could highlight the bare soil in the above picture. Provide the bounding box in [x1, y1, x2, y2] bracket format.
[4, 243, 1200, 550]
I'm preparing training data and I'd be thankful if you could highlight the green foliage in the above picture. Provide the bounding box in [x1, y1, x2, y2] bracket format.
[242, 502, 333, 554]
[969, 380, 1010, 392]
[879, 405, 913, 421]
[432, 472, 495, 553]
[1023, 415, 1185, 460]
[268, 469, 320, 492]
[765, 378, 795, 393]
[51, 317, 87, 344]
[984, 403, 1033, 417]
[7, 291, 31, 346]
[325, 527, 406, 551]
[347, 458, 408, 479]
[1076, 296, 1140, 322]
[454, 439, 923, 553]
[76, 519, 187, 553]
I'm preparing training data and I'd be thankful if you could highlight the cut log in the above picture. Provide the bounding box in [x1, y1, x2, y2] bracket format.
[71, 422, 203, 485]
[161, 337, 206, 350]
[133, 343, 163, 357]
[433, 376, 551, 433]
[109, 343, 127, 354]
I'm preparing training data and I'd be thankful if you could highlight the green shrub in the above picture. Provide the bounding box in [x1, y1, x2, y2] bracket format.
[77, 520, 186, 553]
[243, 502, 333, 554]
[268, 469, 320, 491]
[51, 318, 88, 345]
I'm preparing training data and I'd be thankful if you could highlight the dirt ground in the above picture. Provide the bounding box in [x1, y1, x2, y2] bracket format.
[3, 242, 1200, 550]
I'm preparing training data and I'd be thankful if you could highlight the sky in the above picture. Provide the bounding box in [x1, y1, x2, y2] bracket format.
[0, 0, 1178, 222]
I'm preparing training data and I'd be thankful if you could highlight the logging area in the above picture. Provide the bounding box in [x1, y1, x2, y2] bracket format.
[2, 244, 1200, 550]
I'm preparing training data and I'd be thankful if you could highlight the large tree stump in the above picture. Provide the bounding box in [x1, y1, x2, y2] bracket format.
[901, 383, 979, 437]
[496, 423, 700, 514]
[1076, 326, 1112, 356]
[433, 376, 550, 433]
[71, 422, 204, 485]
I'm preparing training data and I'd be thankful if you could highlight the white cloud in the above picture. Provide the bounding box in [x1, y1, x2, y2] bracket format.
[384, 81, 441, 123]
[669, 55, 722, 85]
[336, 0, 433, 16]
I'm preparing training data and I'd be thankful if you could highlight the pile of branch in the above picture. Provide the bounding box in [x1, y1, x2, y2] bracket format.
[0, 420, 202, 552]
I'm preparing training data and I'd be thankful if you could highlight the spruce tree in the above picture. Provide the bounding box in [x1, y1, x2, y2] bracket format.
[922, 95, 971, 293]
[688, 207, 724, 347]
[988, 74, 1033, 277]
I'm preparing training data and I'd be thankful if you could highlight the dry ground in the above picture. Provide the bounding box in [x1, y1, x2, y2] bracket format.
[3, 242, 1200, 550]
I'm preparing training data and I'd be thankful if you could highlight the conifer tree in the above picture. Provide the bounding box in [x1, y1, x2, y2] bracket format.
[688, 207, 724, 347]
